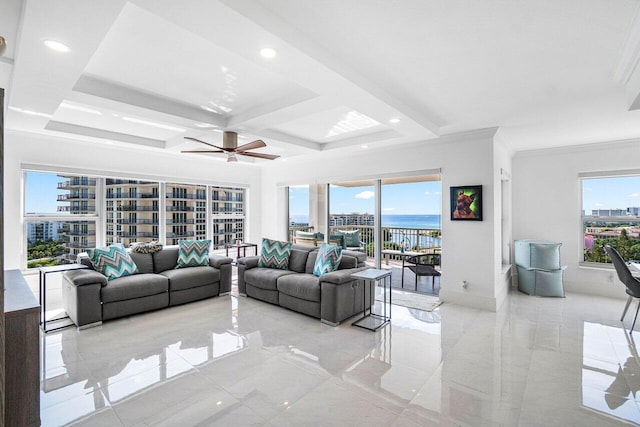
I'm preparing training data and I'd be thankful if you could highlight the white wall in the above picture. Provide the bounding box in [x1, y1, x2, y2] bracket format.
[512, 138, 640, 299]
[261, 128, 507, 311]
[3, 130, 263, 269]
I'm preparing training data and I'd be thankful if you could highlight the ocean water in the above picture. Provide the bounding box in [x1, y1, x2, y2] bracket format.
[381, 214, 441, 229]
[290, 214, 441, 229]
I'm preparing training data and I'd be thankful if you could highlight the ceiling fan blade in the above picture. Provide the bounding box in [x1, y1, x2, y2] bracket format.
[235, 139, 266, 152]
[238, 151, 280, 160]
[181, 150, 225, 153]
[183, 136, 231, 152]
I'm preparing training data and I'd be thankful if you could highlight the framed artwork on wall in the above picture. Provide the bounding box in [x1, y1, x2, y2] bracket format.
[450, 185, 482, 221]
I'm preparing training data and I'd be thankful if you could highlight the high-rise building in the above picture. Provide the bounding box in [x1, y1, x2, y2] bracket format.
[26, 221, 60, 243]
[58, 176, 245, 261]
[57, 176, 98, 262]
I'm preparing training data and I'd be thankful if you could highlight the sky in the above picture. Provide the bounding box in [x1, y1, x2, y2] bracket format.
[289, 181, 443, 217]
[25, 171, 66, 213]
[582, 176, 640, 213]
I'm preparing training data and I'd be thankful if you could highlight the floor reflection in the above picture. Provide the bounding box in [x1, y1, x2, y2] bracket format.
[38, 290, 640, 426]
[583, 322, 640, 424]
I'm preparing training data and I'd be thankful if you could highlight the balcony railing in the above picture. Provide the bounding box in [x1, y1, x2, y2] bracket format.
[116, 206, 158, 211]
[116, 219, 158, 225]
[289, 224, 441, 259]
[118, 232, 159, 238]
[166, 193, 206, 200]
[166, 231, 196, 238]
[57, 206, 96, 212]
[57, 179, 96, 189]
[166, 219, 196, 225]
[106, 193, 158, 199]
[57, 194, 96, 201]
[166, 206, 195, 212]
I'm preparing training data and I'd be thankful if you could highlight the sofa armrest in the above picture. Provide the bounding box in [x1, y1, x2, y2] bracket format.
[63, 270, 105, 327]
[209, 254, 233, 268]
[238, 256, 260, 269]
[319, 266, 370, 285]
[64, 269, 108, 287]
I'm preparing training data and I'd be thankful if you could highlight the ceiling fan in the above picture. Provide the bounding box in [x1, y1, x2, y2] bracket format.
[181, 131, 279, 162]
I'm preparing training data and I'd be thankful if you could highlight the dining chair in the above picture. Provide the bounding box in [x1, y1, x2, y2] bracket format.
[604, 245, 640, 333]
[403, 254, 441, 292]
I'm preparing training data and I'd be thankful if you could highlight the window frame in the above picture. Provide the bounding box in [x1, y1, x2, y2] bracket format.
[21, 166, 248, 270]
[579, 170, 640, 267]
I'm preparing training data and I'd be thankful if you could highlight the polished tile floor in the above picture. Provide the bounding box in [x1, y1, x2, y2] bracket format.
[40, 286, 640, 426]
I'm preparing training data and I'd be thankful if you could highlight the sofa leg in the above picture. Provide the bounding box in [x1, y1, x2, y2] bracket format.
[321, 319, 339, 327]
[77, 321, 102, 330]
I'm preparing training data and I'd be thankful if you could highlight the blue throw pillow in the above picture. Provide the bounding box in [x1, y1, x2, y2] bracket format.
[87, 243, 139, 281]
[177, 239, 211, 268]
[258, 238, 291, 269]
[313, 243, 342, 276]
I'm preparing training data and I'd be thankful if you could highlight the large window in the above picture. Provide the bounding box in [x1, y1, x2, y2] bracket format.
[24, 170, 247, 268]
[582, 175, 640, 264]
[211, 186, 245, 248]
[25, 172, 98, 267]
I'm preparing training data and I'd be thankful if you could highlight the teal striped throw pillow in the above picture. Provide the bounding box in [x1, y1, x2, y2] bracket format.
[87, 243, 139, 281]
[177, 239, 211, 268]
[258, 238, 291, 269]
[313, 243, 342, 276]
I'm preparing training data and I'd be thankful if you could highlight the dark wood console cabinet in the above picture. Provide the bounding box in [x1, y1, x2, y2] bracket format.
[4, 269, 40, 426]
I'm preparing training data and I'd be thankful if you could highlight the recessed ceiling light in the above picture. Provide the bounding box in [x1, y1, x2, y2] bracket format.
[121, 116, 186, 132]
[361, 145, 368, 149]
[260, 47, 277, 59]
[60, 102, 102, 115]
[389, 117, 400, 124]
[201, 105, 220, 114]
[43, 39, 70, 52]
[8, 106, 52, 118]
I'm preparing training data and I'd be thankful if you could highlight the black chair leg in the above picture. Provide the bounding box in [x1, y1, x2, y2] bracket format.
[631, 300, 640, 334]
[622, 296, 633, 321]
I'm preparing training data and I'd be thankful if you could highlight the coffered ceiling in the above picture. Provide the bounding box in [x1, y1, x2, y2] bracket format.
[3, 0, 640, 163]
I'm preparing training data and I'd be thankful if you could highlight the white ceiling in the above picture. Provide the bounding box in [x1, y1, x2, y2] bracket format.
[3, 0, 640, 163]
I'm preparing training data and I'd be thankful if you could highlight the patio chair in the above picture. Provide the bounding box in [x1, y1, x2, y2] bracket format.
[402, 254, 441, 292]
[605, 245, 640, 333]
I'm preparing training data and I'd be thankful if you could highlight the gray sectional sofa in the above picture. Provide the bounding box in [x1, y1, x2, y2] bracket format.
[237, 244, 371, 325]
[62, 247, 233, 328]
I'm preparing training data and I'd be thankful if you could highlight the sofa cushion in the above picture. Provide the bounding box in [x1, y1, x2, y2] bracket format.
[153, 247, 179, 273]
[258, 238, 291, 270]
[313, 243, 342, 276]
[335, 229, 361, 248]
[177, 239, 211, 268]
[530, 243, 562, 270]
[288, 249, 310, 273]
[87, 243, 139, 281]
[129, 252, 154, 274]
[161, 266, 220, 291]
[244, 268, 296, 291]
[337, 255, 357, 270]
[277, 273, 321, 302]
[130, 241, 163, 254]
[305, 251, 319, 274]
[101, 273, 168, 303]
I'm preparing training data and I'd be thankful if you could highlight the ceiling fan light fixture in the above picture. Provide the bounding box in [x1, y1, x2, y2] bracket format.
[227, 154, 238, 163]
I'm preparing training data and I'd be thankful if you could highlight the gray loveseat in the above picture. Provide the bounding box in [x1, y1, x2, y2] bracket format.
[237, 244, 371, 325]
[62, 247, 233, 328]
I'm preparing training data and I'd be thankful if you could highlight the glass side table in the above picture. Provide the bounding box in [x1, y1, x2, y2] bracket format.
[351, 269, 392, 331]
[39, 263, 88, 332]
